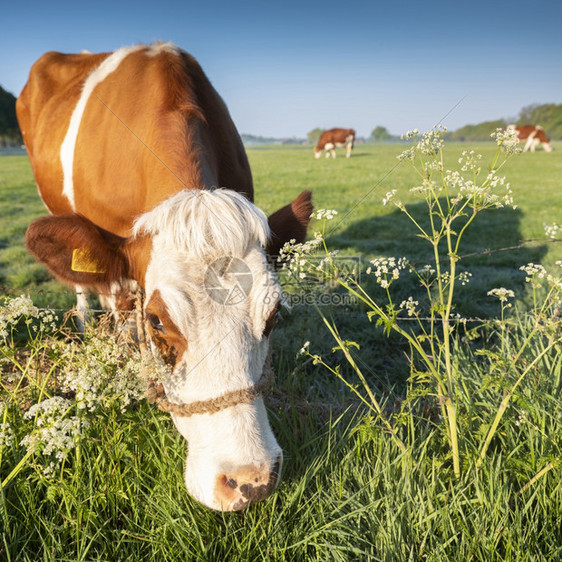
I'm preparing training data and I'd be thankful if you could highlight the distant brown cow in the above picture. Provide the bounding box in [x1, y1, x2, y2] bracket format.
[507, 124, 553, 152]
[314, 128, 355, 158]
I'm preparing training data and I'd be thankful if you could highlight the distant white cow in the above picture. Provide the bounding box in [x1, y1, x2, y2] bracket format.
[314, 128, 355, 158]
[507, 124, 553, 152]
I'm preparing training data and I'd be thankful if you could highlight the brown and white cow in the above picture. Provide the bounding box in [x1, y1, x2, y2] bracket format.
[314, 128, 355, 159]
[17, 42, 313, 511]
[507, 124, 553, 152]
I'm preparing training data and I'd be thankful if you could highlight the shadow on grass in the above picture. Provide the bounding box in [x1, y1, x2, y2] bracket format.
[326, 199, 548, 318]
[273, 198, 551, 419]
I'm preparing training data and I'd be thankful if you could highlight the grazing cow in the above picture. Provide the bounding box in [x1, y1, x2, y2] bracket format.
[17, 42, 313, 511]
[507, 124, 553, 152]
[314, 128, 355, 158]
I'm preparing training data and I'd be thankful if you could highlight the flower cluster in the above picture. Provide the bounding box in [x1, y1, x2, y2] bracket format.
[366, 257, 408, 289]
[398, 126, 447, 161]
[520, 263, 562, 292]
[491, 127, 522, 154]
[458, 271, 472, 286]
[21, 396, 88, 476]
[0, 295, 38, 340]
[297, 340, 310, 357]
[0, 402, 14, 449]
[62, 335, 146, 413]
[458, 150, 483, 174]
[400, 297, 419, 317]
[312, 209, 338, 221]
[487, 287, 515, 303]
[382, 189, 398, 206]
[0, 422, 14, 448]
[445, 169, 515, 210]
[410, 178, 441, 198]
[277, 235, 324, 280]
[34, 309, 59, 334]
[544, 223, 560, 239]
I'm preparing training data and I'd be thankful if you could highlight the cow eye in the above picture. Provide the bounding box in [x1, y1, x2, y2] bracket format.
[147, 313, 164, 332]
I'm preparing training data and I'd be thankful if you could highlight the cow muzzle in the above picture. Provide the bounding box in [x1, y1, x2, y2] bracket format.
[214, 455, 283, 511]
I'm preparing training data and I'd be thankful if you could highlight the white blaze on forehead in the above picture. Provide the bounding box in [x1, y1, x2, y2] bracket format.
[59, 44, 144, 209]
[135, 189, 274, 351]
[133, 189, 270, 260]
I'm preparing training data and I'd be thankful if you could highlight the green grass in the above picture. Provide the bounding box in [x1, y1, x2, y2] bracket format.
[1, 142, 562, 560]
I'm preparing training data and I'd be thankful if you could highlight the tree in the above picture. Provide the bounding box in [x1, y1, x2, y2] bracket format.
[0, 86, 22, 146]
[370, 126, 391, 142]
[307, 128, 324, 146]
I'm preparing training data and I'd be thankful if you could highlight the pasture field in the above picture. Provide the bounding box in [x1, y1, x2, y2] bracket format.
[1, 140, 561, 560]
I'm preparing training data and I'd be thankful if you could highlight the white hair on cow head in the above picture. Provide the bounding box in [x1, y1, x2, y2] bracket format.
[132, 189, 270, 260]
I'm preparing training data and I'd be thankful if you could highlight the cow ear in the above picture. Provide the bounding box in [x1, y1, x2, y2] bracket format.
[266, 190, 313, 258]
[25, 214, 130, 289]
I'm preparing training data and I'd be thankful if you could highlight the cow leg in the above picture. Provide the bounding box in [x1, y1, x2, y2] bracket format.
[346, 143, 352, 158]
[523, 135, 535, 152]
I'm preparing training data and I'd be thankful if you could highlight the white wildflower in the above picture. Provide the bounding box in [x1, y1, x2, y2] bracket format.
[458, 271, 472, 286]
[21, 396, 88, 473]
[487, 288, 515, 303]
[520, 263, 547, 284]
[410, 178, 440, 197]
[458, 150, 482, 174]
[401, 129, 419, 140]
[61, 335, 145, 413]
[367, 257, 408, 288]
[0, 295, 39, 340]
[382, 189, 397, 206]
[0, 422, 14, 448]
[277, 236, 323, 280]
[544, 223, 560, 239]
[491, 127, 522, 154]
[312, 209, 338, 221]
[400, 297, 419, 317]
[415, 126, 446, 155]
[298, 341, 310, 356]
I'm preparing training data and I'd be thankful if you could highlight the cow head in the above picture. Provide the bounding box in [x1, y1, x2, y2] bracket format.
[25, 188, 312, 511]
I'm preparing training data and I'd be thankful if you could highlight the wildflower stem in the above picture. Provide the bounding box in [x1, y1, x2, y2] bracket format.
[477, 334, 561, 466]
[518, 462, 556, 494]
[1, 448, 35, 490]
[316, 309, 407, 453]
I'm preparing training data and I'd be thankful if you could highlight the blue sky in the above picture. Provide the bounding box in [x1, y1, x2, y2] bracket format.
[2, 0, 561, 138]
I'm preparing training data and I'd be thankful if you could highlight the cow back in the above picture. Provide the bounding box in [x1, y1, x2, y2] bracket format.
[17, 43, 253, 237]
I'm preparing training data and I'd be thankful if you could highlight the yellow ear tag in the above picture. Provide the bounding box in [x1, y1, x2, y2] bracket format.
[71, 248, 106, 274]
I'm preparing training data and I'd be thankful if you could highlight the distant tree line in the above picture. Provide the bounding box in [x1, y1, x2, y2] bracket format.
[0, 86, 22, 147]
[444, 104, 562, 142]
[1, 86, 560, 148]
[307, 103, 562, 146]
[241, 133, 304, 145]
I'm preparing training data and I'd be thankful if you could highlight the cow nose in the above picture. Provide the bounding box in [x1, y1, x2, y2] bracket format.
[215, 456, 282, 511]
